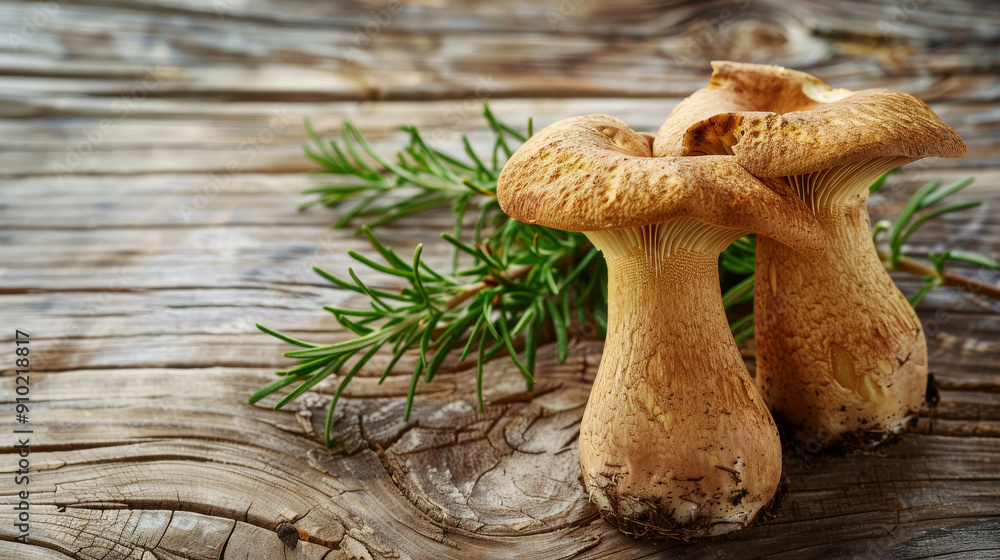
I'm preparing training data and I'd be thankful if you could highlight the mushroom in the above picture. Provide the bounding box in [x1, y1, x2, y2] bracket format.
[656, 62, 967, 444]
[496, 115, 824, 539]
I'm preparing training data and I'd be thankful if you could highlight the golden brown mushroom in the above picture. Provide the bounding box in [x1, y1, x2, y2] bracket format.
[497, 115, 824, 539]
[659, 62, 967, 445]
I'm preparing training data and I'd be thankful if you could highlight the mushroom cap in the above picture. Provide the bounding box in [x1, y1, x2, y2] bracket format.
[653, 61, 967, 176]
[496, 114, 824, 259]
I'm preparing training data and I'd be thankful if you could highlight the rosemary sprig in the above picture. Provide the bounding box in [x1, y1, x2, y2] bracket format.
[256, 108, 617, 444]
[255, 106, 996, 444]
[871, 176, 1000, 305]
[253, 222, 603, 445]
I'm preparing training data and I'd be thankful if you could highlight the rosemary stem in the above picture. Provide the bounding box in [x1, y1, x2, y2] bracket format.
[445, 263, 535, 310]
[878, 248, 1000, 300]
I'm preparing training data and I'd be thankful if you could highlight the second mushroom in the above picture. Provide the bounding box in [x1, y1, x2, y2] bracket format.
[497, 115, 824, 539]
[656, 62, 968, 445]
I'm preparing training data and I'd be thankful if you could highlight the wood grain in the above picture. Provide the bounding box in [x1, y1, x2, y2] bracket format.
[1, 0, 999, 558]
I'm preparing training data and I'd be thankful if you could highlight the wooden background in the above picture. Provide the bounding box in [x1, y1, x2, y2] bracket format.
[1, 0, 999, 558]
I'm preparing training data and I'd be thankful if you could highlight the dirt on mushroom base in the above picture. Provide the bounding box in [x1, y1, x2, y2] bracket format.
[581, 471, 788, 542]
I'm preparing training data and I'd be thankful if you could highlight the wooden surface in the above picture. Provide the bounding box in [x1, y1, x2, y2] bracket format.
[1, 0, 999, 558]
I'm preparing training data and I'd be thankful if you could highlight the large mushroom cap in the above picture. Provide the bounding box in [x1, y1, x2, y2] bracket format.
[654, 61, 967, 176]
[496, 114, 824, 259]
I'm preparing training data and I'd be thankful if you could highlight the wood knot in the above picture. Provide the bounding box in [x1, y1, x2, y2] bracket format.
[275, 523, 299, 549]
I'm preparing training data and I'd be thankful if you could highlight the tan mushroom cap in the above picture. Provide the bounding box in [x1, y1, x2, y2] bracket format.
[496, 114, 824, 259]
[653, 61, 967, 176]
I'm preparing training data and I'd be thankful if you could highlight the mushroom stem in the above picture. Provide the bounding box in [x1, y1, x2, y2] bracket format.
[755, 184, 927, 444]
[580, 224, 782, 539]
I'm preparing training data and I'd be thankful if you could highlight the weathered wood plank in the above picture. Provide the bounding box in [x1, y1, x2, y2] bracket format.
[3, 0, 996, 43]
[0, 539, 74, 559]
[0, 99, 995, 177]
[2, 348, 999, 558]
[1, 0, 998, 103]
[2, 0, 1000, 557]
[1, 142, 997, 558]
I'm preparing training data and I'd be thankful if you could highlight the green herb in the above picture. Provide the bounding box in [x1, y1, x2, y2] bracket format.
[255, 106, 997, 445]
[254, 108, 618, 445]
[871, 176, 1000, 305]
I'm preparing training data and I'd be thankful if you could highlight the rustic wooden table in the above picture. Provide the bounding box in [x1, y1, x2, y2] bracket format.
[2, 1, 998, 558]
